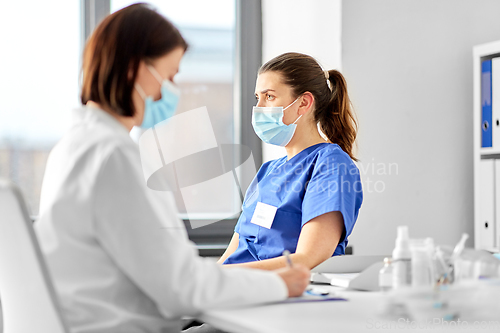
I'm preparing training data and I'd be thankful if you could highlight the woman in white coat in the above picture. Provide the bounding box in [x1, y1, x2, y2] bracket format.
[35, 4, 309, 333]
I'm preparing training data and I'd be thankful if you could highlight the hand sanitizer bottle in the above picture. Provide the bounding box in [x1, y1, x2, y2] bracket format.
[392, 226, 411, 289]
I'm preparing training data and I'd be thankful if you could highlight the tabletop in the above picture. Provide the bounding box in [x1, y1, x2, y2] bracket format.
[200, 286, 387, 333]
[199, 284, 500, 333]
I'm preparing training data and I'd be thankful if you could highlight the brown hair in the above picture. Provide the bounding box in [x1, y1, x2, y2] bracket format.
[259, 52, 358, 161]
[80, 3, 188, 117]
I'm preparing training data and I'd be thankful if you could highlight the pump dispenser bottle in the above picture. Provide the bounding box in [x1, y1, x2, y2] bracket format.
[392, 226, 411, 289]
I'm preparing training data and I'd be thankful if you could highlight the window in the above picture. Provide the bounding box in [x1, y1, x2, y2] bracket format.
[110, 1, 264, 252]
[112, 0, 239, 225]
[0, 0, 81, 215]
[0, 0, 262, 254]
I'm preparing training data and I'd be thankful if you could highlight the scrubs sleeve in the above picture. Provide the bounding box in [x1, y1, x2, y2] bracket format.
[94, 145, 287, 319]
[234, 221, 240, 233]
[301, 153, 362, 243]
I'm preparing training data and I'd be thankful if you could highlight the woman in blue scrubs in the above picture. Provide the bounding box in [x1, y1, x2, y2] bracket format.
[218, 52, 363, 270]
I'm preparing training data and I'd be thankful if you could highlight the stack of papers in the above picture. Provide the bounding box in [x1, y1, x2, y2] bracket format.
[310, 259, 385, 291]
[311, 273, 360, 288]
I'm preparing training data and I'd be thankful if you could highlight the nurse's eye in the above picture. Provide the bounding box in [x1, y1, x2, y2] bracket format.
[266, 94, 275, 101]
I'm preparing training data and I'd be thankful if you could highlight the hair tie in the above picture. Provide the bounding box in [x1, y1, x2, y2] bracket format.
[324, 70, 333, 91]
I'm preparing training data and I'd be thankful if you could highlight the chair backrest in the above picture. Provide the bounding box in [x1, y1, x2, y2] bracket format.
[0, 179, 68, 333]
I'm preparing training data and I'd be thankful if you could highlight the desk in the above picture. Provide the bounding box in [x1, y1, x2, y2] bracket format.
[199, 285, 499, 333]
[200, 285, 384, 333]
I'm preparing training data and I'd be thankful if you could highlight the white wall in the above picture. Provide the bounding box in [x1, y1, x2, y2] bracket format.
[342, 0, 500, 254]
[261, 0, 342, 162]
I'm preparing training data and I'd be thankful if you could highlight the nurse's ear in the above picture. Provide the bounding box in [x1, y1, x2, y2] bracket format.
[298, 91, 315, 116]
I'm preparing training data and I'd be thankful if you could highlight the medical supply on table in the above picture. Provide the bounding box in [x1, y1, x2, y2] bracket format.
[451, 233, 468, 261]
[379, 279, 500, 324]
[434, 233, 492, 283]
[379, 257, 393, 291]
[392, 226, 412, 289]
[435, 246, 452, 283]
[453, 247, 500, 282]
[410, 238, 435, 288]
[448, 233, 469, 281]
[378, 231, 500, 324]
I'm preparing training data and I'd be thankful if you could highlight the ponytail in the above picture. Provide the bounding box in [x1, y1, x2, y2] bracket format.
[320, 70, 358, 161]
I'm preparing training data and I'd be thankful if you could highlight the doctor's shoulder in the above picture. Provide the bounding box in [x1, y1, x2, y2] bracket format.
[64, 122, 138, 169]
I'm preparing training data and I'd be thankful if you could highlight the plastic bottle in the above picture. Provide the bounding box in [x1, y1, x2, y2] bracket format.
[392, 226, 411, 289]
[411, 238, 435, 287]
[379, 257, 393, 292]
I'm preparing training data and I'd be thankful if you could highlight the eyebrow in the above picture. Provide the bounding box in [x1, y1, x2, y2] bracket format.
[257, 89, 275, 94]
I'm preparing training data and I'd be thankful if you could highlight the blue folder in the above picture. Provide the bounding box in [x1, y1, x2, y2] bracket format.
[482, 59, 493, 148]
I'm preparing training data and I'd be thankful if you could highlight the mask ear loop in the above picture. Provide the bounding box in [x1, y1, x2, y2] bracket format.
[292, 114, 302, 124]
[136, 65, 167, 101]
[134, 83, 147, 100]
[283, 96, 300, 111]
[284, 96, 302, 125]
[146, 65, 165, 84]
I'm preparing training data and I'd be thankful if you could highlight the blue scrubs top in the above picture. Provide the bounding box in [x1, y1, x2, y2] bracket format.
[223, 143, 363, 264]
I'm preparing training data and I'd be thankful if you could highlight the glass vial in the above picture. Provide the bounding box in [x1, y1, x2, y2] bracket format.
[379, 257, 393, 292]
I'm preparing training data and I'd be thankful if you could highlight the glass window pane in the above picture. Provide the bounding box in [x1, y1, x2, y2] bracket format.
[0, 1, 81, 214]
[112, 1, 238, 223]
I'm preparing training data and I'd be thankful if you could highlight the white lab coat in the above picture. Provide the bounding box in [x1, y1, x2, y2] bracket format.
[35, 106, 287, 333]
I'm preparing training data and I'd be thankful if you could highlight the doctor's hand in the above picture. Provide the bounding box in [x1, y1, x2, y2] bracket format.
[275, 264, 310, 297]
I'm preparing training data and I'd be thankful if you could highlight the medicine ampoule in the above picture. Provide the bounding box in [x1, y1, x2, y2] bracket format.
[379, 257, 393, 292]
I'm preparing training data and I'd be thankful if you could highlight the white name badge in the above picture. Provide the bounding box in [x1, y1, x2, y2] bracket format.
[250, 202, 278, 229]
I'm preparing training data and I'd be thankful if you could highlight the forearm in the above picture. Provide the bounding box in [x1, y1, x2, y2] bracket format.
[226, 252, 313, 270]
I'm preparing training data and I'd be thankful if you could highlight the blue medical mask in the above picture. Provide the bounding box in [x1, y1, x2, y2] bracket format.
[135, 65, 180, 128]
[252, 97, 302, 146]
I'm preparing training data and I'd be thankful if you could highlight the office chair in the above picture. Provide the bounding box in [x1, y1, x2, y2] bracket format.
[0, 179, 69, 333]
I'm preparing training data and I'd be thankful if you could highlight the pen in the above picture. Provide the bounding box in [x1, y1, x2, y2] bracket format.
[283, 250, 293, 267]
